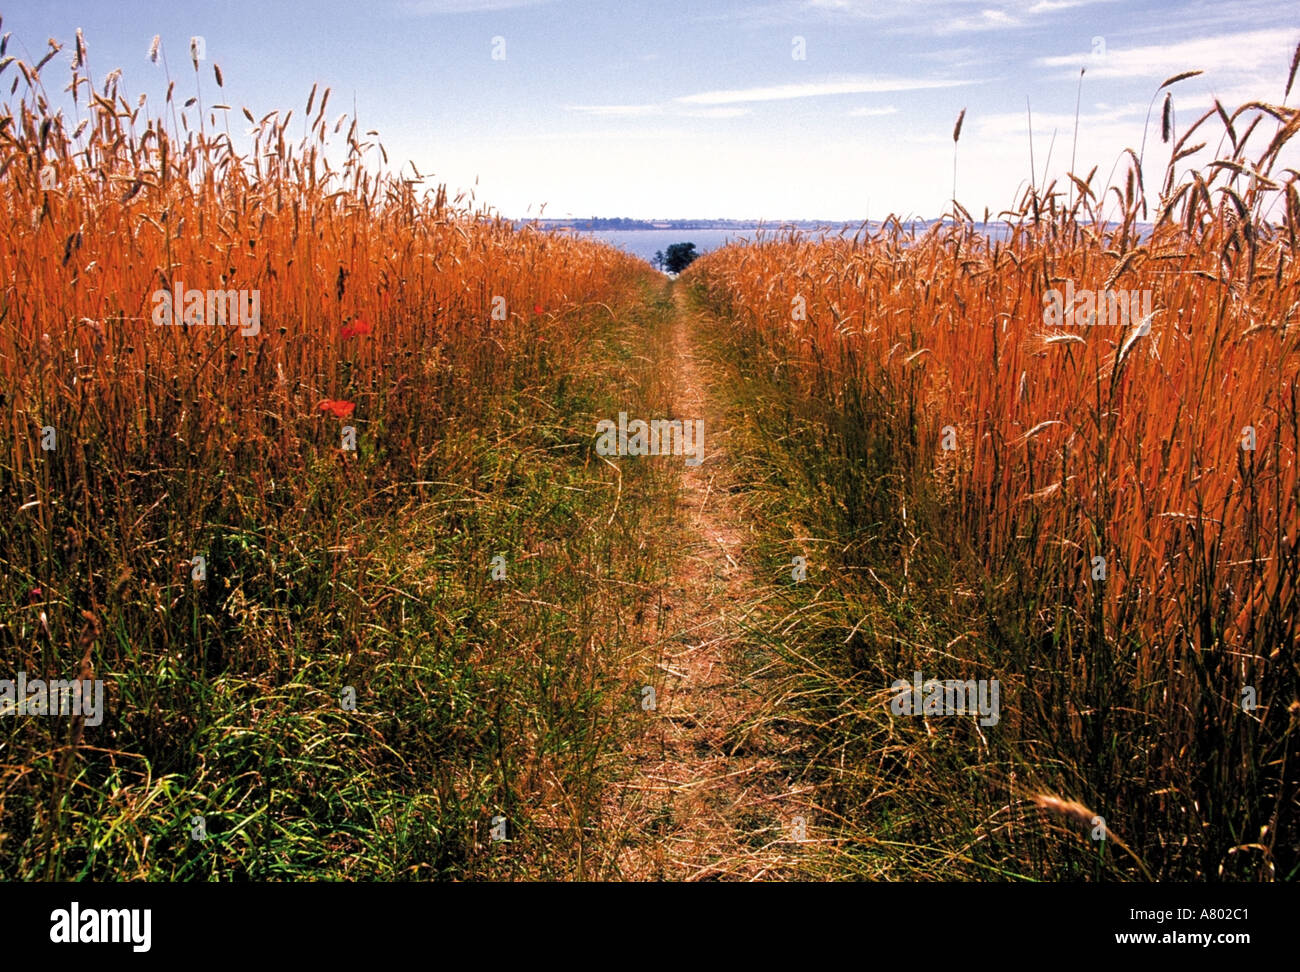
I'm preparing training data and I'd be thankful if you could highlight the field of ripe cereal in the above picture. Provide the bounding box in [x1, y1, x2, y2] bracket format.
[0, 21, 1296, 887]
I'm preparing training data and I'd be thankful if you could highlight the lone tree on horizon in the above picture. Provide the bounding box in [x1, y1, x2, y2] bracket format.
[661, 242, 699, 274]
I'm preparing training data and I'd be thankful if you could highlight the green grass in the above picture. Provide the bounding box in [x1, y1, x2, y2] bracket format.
[1, 279, 682, 880]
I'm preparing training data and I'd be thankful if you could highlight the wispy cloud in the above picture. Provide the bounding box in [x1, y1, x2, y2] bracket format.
[942, 8, 1022, 33]
[1027, 0, 1111, 13]
[675, 75, 977, 106]
[901, 0, 1119, 36]
[788, 0, 1119, 32]
[688, 0, 1123, 42]
[1037, 28, 1300, 81]
[848, 105, 900, 117]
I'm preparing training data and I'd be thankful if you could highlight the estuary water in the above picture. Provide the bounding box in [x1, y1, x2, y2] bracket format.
[569, 222, 1150, 265]
[572, 228, 760, 263]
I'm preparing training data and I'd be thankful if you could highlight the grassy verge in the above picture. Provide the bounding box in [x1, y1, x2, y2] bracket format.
[1, 277, 680, 880]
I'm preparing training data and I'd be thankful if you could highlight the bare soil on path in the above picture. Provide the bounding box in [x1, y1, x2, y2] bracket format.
[607, 285, 811, 881]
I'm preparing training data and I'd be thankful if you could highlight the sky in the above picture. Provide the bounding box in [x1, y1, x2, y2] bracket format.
[4, 0, 1298, 221]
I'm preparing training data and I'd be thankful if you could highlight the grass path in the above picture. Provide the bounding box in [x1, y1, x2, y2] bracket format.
[606, 283, 812, 881]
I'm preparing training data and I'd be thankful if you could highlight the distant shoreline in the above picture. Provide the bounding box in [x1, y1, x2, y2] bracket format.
[513, 218, 1155, 233]
[515, 218, 860, 232]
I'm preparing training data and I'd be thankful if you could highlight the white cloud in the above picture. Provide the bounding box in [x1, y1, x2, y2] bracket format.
[1027, 0, 1110, 13]
[848, 105, 900, 117]
[979, 8, 1019, 25]
[882, 0, 1122, 34]
[675, 75, 977, 106]
[1036, 29, 1300, 81]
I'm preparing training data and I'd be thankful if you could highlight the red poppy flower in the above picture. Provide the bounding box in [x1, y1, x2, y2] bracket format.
[533, 304, 544, 315]
[340, 317, 372, 339]
[319, 399, 355, 419]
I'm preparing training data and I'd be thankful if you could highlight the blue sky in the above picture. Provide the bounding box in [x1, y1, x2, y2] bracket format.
[6, 0, 1298, 220]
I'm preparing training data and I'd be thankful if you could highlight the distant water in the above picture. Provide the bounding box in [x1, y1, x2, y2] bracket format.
[572, 228, 759, 263]
[570, 221, 1151, 264]
[574, 225, 997, 263]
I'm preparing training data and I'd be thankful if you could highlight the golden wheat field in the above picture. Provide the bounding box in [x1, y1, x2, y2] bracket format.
[0, 5, 1297, 944]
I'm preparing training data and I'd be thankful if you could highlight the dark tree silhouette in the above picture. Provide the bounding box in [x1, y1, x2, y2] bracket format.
[663, 242, 698, 274]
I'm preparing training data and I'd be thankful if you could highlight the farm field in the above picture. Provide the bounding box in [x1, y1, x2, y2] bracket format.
[0, 14, 1296, 892]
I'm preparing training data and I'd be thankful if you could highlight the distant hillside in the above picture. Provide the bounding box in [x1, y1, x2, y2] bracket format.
[517, 217, 865, 231]
[513, 217, 1157, 237]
